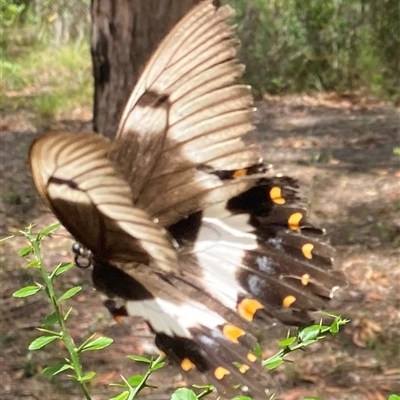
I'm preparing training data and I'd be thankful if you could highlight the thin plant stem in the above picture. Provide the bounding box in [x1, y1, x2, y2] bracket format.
[27, 231, 92, 400]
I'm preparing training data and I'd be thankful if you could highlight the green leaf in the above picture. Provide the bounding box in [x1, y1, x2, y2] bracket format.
[80, 336, 113, 352]
[58, 286, 81, 302]
[330, 319, 340, 333]
[29, 335, 58, 350]
[263, 351, 283, 366]
[252, 342, 263, 359]
[278, 336, 296, 347]
[51, 262, 74, 278]
[79, 371, 96, 382]
[264, 358, 284, 370]
[388, 395, 400, 400]
[39, 223, 61, 237]
[150, 361, 165, 371]
[13, 285, 41, 297]
[26, 260, 40, 268]
[127, 355, 152, 364]
[298, 325, 322, 342]
[232, 397, 253, 400]
[126, 375, 145, 386]
[318, 326, 331, 335]
[171, 388, 198, 400]
[18, 245, 34, 257]
[42, 363, 73, 377]
[42, 312, 59, 327]
[109, 391, 129, 400]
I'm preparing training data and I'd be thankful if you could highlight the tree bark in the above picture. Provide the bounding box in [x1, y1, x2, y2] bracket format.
[90, 0, 203, 139]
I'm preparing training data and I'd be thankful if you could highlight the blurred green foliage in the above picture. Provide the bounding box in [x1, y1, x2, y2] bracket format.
[0, 0, 25, 26]
[1, 0, 89, 50]
[227, 0, 399, 101]
[1, 0, 92, 120]
[1, 0, 399, 103]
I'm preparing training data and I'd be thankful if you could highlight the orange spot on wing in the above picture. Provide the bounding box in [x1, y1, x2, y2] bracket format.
[288, 212, 302, 230]
[239, 364, 250, 373]
[113, 315, 123, 324]
[181, 358, 196, 371]
[283, 295, 296, 308]
[214, 366, 231, 380]
[233, 168, 248, 178]
[237, 298, 264, 321]
[270, 186, 285, 204]
[301, 273, 310, 286]
[222, 324, 245, 343]
[302, 243, 314, 259]
[247, 352, 257, 362]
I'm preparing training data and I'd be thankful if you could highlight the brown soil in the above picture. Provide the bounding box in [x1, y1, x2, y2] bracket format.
[1, 93, 399, 400]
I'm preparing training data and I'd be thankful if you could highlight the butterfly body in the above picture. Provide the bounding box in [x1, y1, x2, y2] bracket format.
[29, 0, 346, 397]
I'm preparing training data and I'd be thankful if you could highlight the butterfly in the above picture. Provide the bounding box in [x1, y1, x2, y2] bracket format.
[29, 0, 347, 397]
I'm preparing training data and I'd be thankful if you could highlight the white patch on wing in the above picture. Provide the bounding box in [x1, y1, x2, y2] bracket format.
[197, 204, 257, 251]
[256, 255, 277, 274]
[266, 236, 283, 250]
[193, 205, 258, 310]
[194, 247, 246, 309]
[246, 274, 264, 295]
[126, 298, 225, 338]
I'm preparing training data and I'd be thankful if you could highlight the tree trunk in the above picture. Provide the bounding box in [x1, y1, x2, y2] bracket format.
[90, 0, 202, 139]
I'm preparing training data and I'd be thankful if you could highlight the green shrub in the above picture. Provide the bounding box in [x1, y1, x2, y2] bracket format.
[227, 0, 399, 100]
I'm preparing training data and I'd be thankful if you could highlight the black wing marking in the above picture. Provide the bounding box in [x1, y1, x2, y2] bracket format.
[176, 172, 347, 326]
[94, 265, 272, 398]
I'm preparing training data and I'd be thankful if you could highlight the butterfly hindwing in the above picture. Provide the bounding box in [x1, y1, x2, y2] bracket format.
[95, 269, 271, 397]
[176, 173, 346, 326]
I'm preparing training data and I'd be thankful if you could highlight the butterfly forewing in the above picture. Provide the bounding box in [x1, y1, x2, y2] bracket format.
[29, 132, 177, 273]
[113, 0, 260, 226]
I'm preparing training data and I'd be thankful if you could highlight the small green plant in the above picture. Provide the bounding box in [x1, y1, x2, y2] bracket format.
[109, 355, 165, 400]
[263, 314, 348, 370]
[12, 223, 112, 399]
[8, 224, 348, 399]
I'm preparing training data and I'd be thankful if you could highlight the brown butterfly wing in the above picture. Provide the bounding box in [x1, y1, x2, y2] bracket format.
[113, 0, 260, 226]
[29, 132, 177, 272]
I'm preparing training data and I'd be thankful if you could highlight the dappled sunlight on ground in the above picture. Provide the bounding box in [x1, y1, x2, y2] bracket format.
[1, 95, 399, 399]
